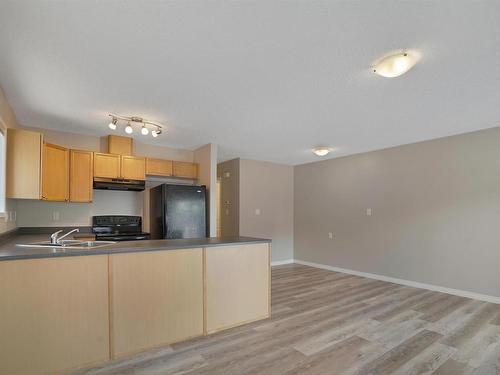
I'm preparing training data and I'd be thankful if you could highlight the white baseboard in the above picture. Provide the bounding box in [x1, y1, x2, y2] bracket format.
[293, 259, 500, 305]
[271, 259, 294, 266]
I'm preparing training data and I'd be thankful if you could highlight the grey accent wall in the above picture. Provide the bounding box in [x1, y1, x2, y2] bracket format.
[239, 159, 294, 262]
[294, 127, 500, 298]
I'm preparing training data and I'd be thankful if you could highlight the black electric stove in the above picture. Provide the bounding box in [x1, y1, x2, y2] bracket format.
[92, 215, 150, 241]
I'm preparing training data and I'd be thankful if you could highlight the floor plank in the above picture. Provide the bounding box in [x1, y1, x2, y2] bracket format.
[69, 264, 500, 375]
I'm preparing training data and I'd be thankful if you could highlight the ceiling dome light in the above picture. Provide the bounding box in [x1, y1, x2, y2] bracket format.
[125, 122, 133, 134]
[141, 125, 149, 135]
[313, 147, 331, 156]
[373, 52, 417, 78]
[108, 117, 117, 130]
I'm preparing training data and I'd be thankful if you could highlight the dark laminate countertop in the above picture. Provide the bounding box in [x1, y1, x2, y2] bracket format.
[0, 234, 271, 261]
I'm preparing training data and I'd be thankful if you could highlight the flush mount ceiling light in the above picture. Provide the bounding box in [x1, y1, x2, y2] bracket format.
[107, 114, 164, 138]
[312, 147, 332, 156]
[372, 52, 417, 78]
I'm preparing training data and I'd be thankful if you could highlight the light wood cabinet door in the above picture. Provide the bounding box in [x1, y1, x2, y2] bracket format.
[205, 243, 270, 334]
[121, 155, 146, 180]
[110, 249, 204, 358]
[0, 256, 110, 375]
[42, 143, 69, 201]
[108, 135, 132, 156]
[6, 128, 42, 199]
[70, 150, 93, 202]
[173, 161, 198, 179]
[94, 152, 120, 178]
[146, 158, 173, 176]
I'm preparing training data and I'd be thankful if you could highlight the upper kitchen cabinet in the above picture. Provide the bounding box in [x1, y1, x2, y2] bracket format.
[108, 135, 132, 156]
[70, 150, 93, 202]
[94, 153, 121, 178]
[173, 161, 198, 179]
[42, 143, 69, 201]
[146, 158, 173, 177]
[121, 156, 146, 180]
[6, 128, 43, 199]
[94, 153, 145, 180]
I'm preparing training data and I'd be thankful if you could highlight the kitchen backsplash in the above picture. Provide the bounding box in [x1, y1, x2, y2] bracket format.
[15, 190, 143, 227]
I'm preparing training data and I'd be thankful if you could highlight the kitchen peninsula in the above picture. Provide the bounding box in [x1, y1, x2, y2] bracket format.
[0, 236, 271, 375]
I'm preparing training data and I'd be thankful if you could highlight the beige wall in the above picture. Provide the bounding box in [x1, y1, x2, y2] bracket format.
[0, 87, 18, 234]
[194, 144, 217, 236]
[239, 159, 294, 262]
[294, 127, 500, 298]
[16, 190, 142, 227]
[217, 159, 240, 237]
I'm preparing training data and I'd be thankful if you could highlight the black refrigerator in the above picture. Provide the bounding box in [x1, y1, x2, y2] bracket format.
[149, 184, 208, 239]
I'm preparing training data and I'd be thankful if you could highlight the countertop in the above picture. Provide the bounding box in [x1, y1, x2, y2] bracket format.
[0, 234, 271, 261]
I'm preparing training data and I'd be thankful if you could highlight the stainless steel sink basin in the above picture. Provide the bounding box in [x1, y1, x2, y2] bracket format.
[17, 240, 116, 249]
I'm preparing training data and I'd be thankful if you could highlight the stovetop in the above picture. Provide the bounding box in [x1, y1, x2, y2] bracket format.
[92, 215, 149, 241]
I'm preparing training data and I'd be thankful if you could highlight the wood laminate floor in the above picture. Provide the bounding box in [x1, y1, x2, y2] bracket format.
[71, 264, 500, 375]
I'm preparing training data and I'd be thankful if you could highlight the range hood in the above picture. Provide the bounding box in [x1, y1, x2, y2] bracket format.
[93, 177, 145, 191]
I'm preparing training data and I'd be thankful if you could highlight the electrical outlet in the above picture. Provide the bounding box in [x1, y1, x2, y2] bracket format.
[328, 232, 333, 239]
[366, 208, 372, 216]
[255, 208, 261, 215]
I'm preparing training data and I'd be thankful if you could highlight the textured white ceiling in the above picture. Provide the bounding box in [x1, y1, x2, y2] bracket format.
[0, 1, 499, 165]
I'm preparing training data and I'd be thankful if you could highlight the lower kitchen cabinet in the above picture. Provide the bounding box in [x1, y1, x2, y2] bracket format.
[205, 243, 270, 333]
[0, 256, 110, 375]
[109, 248, 204, 358]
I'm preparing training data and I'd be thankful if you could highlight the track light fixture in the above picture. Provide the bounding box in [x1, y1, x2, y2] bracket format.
[107, 114, 164, 138]
[125, 122, 133, 134]
[108, 117, 117, 130]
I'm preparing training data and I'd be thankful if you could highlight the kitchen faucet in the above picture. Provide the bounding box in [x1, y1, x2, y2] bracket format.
[50, 228, 80, 245]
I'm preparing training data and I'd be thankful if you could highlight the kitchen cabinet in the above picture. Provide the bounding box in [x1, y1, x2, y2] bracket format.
[108, 135, 132, 156]
[0, 241, 271, 372]
[205, 243, 270, 333]
[6, 128, 43, 199]
[94, 152, 121, 178]
[146, 157, 173, 176]
[109, 248, 204, 358]
[121, 155, 146, 180]
[0, 255, 110, 375]
[173, 161, 198, 179]
[70, 150, 93, 202]
[94, 153, 145, 180]
[42, 142, 69, 201]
